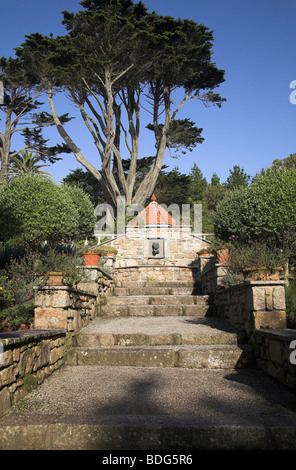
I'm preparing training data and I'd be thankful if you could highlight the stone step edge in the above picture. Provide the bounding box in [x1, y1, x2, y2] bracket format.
[0, 421, 293, 450]
[115, 281, 198, 287]
[113, 288, 201, 296]
[66, 344, 253, 369]
[101, 295, 209, 305]
[74, 332, 238, 347]
[99, 305, 210, 317]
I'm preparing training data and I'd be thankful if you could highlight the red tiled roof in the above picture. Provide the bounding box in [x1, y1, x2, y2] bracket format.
[128, 195, 182, 227]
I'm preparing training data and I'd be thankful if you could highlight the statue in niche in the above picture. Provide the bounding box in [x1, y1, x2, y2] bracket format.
[152, 241, 160, 257]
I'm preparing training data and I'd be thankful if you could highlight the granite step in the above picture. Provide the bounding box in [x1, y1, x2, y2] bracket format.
[113, 285, 200, 296]
[67, 344, 250, 369]
[99, 303, 210, 317]
[74, 317, 239, 347]
[113, 280, 200, 296]
[69, 317, 251, 369]
[101, 294, 209, 306]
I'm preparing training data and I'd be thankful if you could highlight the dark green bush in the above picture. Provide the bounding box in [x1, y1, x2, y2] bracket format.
[0, 175, 96, 247]
[214, 168, 296, 246]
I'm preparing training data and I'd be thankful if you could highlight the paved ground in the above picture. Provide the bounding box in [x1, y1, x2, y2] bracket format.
[1, 317, 296, 449]
[1, 364, 296, 449]
[79, 316, 238, 336]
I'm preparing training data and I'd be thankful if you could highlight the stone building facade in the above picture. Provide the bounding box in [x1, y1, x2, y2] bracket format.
[103, 195, 209, 284]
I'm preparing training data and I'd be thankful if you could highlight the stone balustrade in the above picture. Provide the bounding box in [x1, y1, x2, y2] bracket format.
[198, 257, 296, 389]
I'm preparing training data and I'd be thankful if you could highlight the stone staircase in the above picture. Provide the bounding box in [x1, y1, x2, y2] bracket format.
[3, 279, 296, 450]
[68, 281, 250, 369]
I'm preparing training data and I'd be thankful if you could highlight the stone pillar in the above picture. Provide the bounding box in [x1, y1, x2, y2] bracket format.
[247, 281, 287, 331]
[34, 286, 97, 332]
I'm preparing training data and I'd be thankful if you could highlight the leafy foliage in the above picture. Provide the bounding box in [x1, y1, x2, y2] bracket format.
[214, 168, 296, 246]
[0, 175, 95, 247]
[9, 151, 52, 178]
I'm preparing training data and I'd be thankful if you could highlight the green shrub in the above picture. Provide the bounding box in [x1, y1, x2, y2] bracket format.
[214, 168, 296, 246]
[227, 242, 289, 272]
[0, 302, 34, 330]
[0, 175, 95, 247]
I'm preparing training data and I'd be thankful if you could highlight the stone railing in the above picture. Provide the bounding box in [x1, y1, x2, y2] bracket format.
[0, 265, 115, 415]
[0, 329, 66, 414]
[198, 258, 296, 389]
[199, 259, 226, 294]
[34, 266, 114, 333]
[251, 329, 296, 391]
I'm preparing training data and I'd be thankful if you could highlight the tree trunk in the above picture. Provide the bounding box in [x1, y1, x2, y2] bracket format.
[0, 110, 13, 184]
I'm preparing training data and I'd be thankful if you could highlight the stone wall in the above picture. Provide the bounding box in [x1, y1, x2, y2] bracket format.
[114, 264, 199, 284]
[214, 281, 287, 340]
[199, 260, 227, 294]
[34, 286, 97, 333]
[0, 329, 66, 414]
[251, 329, 296, 391]
[103, 228, 209, 283]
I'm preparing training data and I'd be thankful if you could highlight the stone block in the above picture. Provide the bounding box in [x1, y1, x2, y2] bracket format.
[19, 348, 36, 376]
[0, 365, 18, 386]
[46, 290, 71, 308]
[35, 308, 68, 330]
[251, 287, 266, 311]
[273, 286, 286, 310]
[253, 310, 287, 330]
[0, 387, 11, 414]
[269, 340, 283, 365]
[50, 346, 65, 365]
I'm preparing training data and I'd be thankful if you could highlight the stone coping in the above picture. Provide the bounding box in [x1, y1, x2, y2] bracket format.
[0, 329, 66, 347]
[115, 264, 199, 270]
[215, 280, 286, 294]
[253, 328, 296, 341]
[34, 285, 97, 297]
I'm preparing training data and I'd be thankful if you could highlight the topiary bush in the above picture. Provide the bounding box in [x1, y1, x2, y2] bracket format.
[0, 175, 96, 247]
[214, 168, 296, 246]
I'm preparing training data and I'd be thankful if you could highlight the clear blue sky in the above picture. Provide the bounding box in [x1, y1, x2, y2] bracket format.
[1, 0, 296, 184]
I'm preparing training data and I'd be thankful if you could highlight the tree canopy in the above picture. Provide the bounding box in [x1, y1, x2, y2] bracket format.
[15, 0, 225, 210]
[0, 56, 72, 183]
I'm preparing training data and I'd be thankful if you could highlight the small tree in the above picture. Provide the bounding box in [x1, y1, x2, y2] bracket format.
[224, 165, 250, 190]
[188, 163, 208, 203]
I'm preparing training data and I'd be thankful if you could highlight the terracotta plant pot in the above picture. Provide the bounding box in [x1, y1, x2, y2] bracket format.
[48, 272, 63, 285]
[82, 252, 100, 266]
[216, 248, 229, 264]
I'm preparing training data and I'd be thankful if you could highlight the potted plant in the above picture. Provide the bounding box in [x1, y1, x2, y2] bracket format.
[227, 243, 288, 281]
[212, 241, 232, 264]
[97, 246, 118, 258]
[81, 247, 101, 266]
